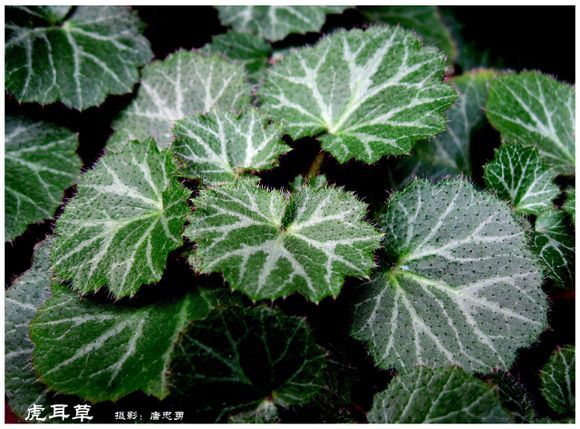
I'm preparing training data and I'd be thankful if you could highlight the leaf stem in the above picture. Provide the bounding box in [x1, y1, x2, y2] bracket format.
[306, 151, 325, 179]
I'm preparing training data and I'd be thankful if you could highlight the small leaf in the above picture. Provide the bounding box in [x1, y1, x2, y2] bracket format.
[6, 239, 53, 419]
[489, 371, 535, 423]
[540, 345, 575, 415]
[202, 32, 272, 81]
[563, 188, 575, 224]
[394, 69, 496, 186]
[260, 26, 456, 164]
[173, 109, 290, 185]
[186, 179, 381, 302]
[30, 284, 217, 402]
[170, 305, 326, 421]
[215, 6, 348, 42]
[486, 71, 575, 175]
[352, 179, 548, 373]
[361, 6, 456, 63]
[6, 6, 152, 110]
[109, 50, 252, 150]
[6, 115, 81, 241]
[228, 400, 280, 423]
[289, 174, 328, 193]
[368, 367, 511, 423]
[532, 210, 574, 289]
[484, 142, 559, 216]
[52, 138, 190, 298]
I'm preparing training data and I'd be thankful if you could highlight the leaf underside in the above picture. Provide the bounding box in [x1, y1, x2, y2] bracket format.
[5, 239, 53, 418]
[367, 367, 511, 423]
[186, 179, 381, 303]
[486, 71, 575, 175]
[51, 138, 190, 298]
[484, 142, 559, 216]
[30, 284, 213, 403]
[108, 50, 251, 150]
[540, 345, 575, 415]
[352, 179, 548, 373]
[170, 305, 326, 422]
[6, 6, 152, 110]
[216, 6, 348, 42]
[5, 115, 81, 242]
[172, 109, 290, 185]
[260, 26, 457, 164]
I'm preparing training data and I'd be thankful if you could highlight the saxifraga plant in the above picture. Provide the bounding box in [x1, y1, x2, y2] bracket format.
[5, 5, 575, 424]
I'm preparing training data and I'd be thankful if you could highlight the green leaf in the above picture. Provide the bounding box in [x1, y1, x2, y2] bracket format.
[489, 371, 535, 423]
[202, 32, 272, 81]
[367, 367, 511, 423]
[6, 239, 53, 418]
[532, 210, 574, 289]
[6, 115, 81, 241]
[170, 305, 326, 421]
[186, 179, 381, 302]
[30, 284, 217, 403]
[361, 6, 456, 63]
[563, 188, 575, 224]
[394, 69, 495, 186]
[540, 345, 575, 415]
[484, 142, 559, 216]
[109, 50, 252, 150]
[289, 174, 328, 193]
[352, 179, 548, 373]
[486, 71, 575, 175]
[173, 109, 290, 185]
[215, 6, 347, 42]
[228, 400, 279, 423]
[51, 138, 190, 298]
[260, 26, 456, 164]
[6, 6, 152, 110]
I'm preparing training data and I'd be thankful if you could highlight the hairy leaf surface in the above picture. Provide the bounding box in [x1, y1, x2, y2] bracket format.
[30, 284, 218, 402]
[367, 367, 511, 423]
[5, 239, 53, 418]
[490, 371, 535, 423]
[532, 210, 574, 289]
[109, 51, 251, 149]
[186, 179, 381, 302]
[352, 179, 548, 373]
[173, 109, 289, 185]
[540, 345, 575, 415]
[486, 71, 575, 175]
[6, 115, 81, 241]
[171, 306, 326, 421]
[52, 138, 190, 298]
[394, 70, 495, 185]
[202, 32, 272, 81]
[362, 6, 456, 63]
[216, 6, 347, 42]
[6, 6, 152, 110]
[563, 188, 575, 224]
[260, 26, 456, 163]
[484, 143, 559, 215]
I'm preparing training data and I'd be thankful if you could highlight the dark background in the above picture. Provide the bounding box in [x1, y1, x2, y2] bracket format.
[5, 5, 575, 423]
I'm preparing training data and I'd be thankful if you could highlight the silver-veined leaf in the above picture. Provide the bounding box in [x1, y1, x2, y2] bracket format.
[361, 6, 456, 63]
[394, 69, 495, 186]
[186, 179, 381, 303]
[368, 367, 511, 423]
[540, 345, 575, 415]
[170, 305, 326, 421]
[172, 109, 290, 185]
[484, 142, 559, 216]
[260, 26, 456, 164]
[6, 239, 53, 419]
[486, 71, 575, 175]
[563, 188, 575, 224]
[532, 210, 574, 289]
[352, 179, 548, 373]
[489, 371, 535, 423]
[30, 284, 216, 402]
[51, 138, 190, 298]
[6, 115, 81, 241]
[215, 6, 347, 42]
[6, 6, 152, 110]
[108, 50, 251, 150]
